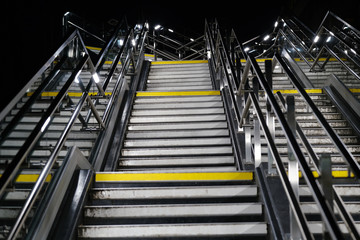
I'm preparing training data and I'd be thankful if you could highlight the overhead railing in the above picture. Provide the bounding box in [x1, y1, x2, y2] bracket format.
[242, 11, 360, 91]
[62, 12, 119, 48]
[205, 18, 360, 240]
[146, 25, 206, 61]
[0, 16, 148, 239]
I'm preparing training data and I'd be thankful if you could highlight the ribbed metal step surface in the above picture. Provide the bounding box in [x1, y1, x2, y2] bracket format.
[78, 60, 265, 239]
[146, 61, 213, 91]
[118, 60, 235, 172]
[250, 60, 360, 168]
[0, 67, 116, 170]
[78, 171, 266, 239]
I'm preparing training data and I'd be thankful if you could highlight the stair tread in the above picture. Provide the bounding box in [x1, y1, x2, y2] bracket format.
[78, 222, 268, 238]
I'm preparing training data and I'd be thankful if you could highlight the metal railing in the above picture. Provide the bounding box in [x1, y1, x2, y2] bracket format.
[0, 17, 148, 239]
[241, 12, 360, 91]
[205, 19, 360, 239]
[146, 25, 206, 61]
[277, 13, 360, 84]
[62, 12, 111, 47]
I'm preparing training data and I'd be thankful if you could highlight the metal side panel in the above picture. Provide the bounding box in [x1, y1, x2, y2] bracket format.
[281, 49, 314, 88]
[26, 146, 92, 239]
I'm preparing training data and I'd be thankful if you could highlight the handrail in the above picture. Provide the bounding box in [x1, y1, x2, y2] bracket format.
[274, 52, 360, 179]
[206, 18, 356, 239]
[246, 54, 343, 239]
[62, 12, 107, 45]
[0, 50, 89, 196]
[0, 55, 67, 145]
[272, 15, 360, 91]
[95, 16, 128, 69]
[67, 21, 106, 43]
[146, 25, 205, 60]
[204, 20, 241, 122]
[0, 18, 147, 238]
[248, 90, 313, 239]
[311, 44, 360, 80]
[206, 20, 316, 239]
[277, 89, 360, 239]
[83, 18, 131, 126]
[0, 31, 78, 122]
[6, 54, 90, 238]
[313, 11, 360, 44]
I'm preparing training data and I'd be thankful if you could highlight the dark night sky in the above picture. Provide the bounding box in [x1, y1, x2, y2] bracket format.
[2, 0, 360, 111]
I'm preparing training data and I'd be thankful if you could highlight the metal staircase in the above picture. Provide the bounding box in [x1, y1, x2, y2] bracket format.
[1, 10, 360, 240]
[77, 60, 266, 239]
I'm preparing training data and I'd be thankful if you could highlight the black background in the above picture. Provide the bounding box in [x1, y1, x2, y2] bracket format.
[2, 0, 360, 111]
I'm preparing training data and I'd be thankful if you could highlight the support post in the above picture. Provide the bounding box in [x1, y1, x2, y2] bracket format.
[265, 60, 276, 174]
[286, 95, 301, 239]
[253, 77, 261, 167]
[319, 153, 333, 239]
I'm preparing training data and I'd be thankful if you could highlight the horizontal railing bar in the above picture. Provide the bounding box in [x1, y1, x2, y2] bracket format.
[275, 52, 360, 180]
[248, 54, 344, 240]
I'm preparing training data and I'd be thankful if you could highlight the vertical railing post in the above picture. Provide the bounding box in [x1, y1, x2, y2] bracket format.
[265, 60, 276, 174]
[286, 95, 302, 239]
[253, 77, 261, 167]
[153, 29, 157, 61]
[319, 153, 333, 239]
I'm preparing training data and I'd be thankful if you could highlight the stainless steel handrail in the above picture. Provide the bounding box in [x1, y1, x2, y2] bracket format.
[0, 55, 68, 145]
[283, 13, 360, 71]
[206, 19, 355, 239]
[0, 20, 148, 239]
[312, 11, 360, 47]
[67, 21, 106, 44]
[0, 51, 89, 198]
[0, 31, 78, 121]
[204, 20, 241, 125]
[276, 90, 360, 239]
[274, 52, 360, 179]
[6, 55, 93, 240]
[206, 21, 318, 239]
[245, 54, 344, 239]
[248, 90, 313, 240]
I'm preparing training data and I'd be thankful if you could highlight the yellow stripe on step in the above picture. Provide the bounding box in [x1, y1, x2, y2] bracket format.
[136, 91, 220, 97]
[273, 89, 323, 94]
[299, 170, 355, 178]
[151, 60, 208, 65]
[273, 89, 360, 94]
[0, 174, 52, 183]
[95, 172, 254, 182]
[241, 58, 346, 63]
[27, 92, 112, 97]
